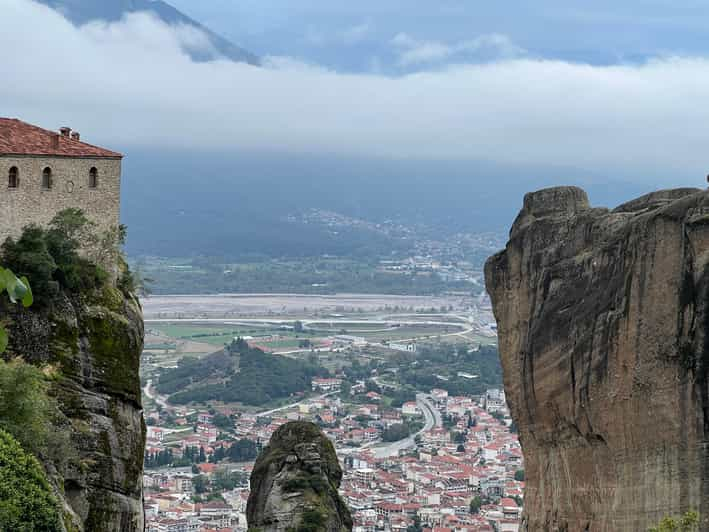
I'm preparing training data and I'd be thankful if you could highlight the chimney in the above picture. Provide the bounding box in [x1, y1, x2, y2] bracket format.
[59, 127, 71, 138]
[52, 134, 60, 149]
[71, 131, 80, 141]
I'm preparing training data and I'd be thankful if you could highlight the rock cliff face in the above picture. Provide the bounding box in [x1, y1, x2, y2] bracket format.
[485, 186, 709, 531]
[5, 285, 145, 531]
[247, 421, 352, 532]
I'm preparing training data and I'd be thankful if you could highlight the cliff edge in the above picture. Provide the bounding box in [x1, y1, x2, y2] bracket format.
[247, 421, 352, 532]
[4, 282, 145, 531]
[485, 186, 709, 531]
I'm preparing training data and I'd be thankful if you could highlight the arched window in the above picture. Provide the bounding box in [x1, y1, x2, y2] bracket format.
[89, 167, 98, 188]
[8, 167, 18, 188]
[42, 167, 52, 189]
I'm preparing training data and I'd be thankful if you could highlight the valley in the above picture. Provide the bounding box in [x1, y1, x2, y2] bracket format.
[139, 292, 519, 531]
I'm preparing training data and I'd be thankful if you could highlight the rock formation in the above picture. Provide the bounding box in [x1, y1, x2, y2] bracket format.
[5, 284, 145, 531]
[485, 186, 709, 531]
[247, 421, 352, 532]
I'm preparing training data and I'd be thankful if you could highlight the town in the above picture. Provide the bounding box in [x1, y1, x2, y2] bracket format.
[142, 338, 522, 532]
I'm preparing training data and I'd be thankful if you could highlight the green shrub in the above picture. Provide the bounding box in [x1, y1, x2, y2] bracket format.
[297, 509, 326, 532]
[1, 210, 118, 306]
[649, 511, 700, 532]
[0, 359, 73, 475]
[0, 428, 61, 531]
[0, 359, 52, 455]
[283, 477, 309, 492]
[1, 226, 58, 304]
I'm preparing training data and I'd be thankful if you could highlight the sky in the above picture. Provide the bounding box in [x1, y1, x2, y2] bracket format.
[169, 0, 709, 71]
[2, 0, 709, 188]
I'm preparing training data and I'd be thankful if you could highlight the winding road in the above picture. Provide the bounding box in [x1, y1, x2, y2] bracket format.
[143, 379, 169, 410]
[363, 393, 442, 458]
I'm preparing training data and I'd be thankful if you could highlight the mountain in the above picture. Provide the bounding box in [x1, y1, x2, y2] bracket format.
[38, 0, 259, 65]
[486, 187, 709, 530]
[119, 148, 651, 259]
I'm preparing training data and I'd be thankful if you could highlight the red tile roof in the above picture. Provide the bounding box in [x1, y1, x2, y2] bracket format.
[0, 118, 122, 158]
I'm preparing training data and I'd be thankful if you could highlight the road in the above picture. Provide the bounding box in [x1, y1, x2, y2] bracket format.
[143, 378, 337, 418]
[144, 317, 472, 330]
[255, 391, 338, 417]
[145, 315, 479, 356]
[143, 379, 170, 410]
[364, 393, 442, 458]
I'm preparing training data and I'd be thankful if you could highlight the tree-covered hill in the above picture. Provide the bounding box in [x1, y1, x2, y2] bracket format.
[157, 339, 329, 406]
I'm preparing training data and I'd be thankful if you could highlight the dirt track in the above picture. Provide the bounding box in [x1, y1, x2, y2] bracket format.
[142, 293, 470, 319]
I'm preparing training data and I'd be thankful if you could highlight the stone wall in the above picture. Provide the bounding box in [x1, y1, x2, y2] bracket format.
[0, 155, 121, 243]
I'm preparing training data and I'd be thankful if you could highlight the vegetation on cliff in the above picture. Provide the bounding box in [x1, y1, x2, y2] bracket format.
[649, 511, 699, 532]
[0, 428, 60, 531]
[0, 209, 145, 531]
[0, 257, 64, 530]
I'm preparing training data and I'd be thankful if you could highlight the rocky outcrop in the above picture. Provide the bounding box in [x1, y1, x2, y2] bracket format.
[5, 284, 145, 531]
[247, 421, 352, 532]
[485, 186, 709, 531]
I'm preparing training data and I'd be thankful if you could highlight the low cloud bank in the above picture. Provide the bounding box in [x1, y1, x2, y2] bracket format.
[3, 0, 709, 176]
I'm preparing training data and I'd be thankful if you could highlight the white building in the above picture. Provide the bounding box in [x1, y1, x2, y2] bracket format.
[402, 402, 420, 416]
[484, 389, 507, 413]
[388, 342, 417, 353]
[312, 378, 343, 392]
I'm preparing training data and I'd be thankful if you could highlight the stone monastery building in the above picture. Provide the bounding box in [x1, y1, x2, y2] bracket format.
[0, 118, 122, 244]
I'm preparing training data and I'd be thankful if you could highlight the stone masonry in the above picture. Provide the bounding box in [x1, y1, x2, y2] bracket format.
[0, 155, 121, 243]
[0, 118, 122, 244]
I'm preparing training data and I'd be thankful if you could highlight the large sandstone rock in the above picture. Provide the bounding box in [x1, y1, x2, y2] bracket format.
[5, 285, 145, 531]
[485, 186, 709, 531]
[247, 421, 352, 532]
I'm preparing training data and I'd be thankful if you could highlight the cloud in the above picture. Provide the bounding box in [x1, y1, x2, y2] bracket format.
[341, 23, 372, 45]
[3, 0, 709, 179]
[391, 32, 527, 66]
[305, 21, 372, 46]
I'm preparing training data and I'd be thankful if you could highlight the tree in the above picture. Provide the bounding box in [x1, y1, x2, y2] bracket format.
[199, 446, 206, 463]
[407, 515, 423, 532]
[469, 496, 483, 514]
[192, 474, 207, 494]
[0, 429, 61, 531]
[228, 439, 257, 462]
[514, 469, 525, 482]
[648, 511, 700, 532]
[467, 412, 476, 428]
[2, 211, 114, 307]
[212, 413, 232, 430]
[456, 444, 466, 453]
[0, 359, 53, 458]
[382, 424, 410, 442]
[212, 469, 247, 491]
